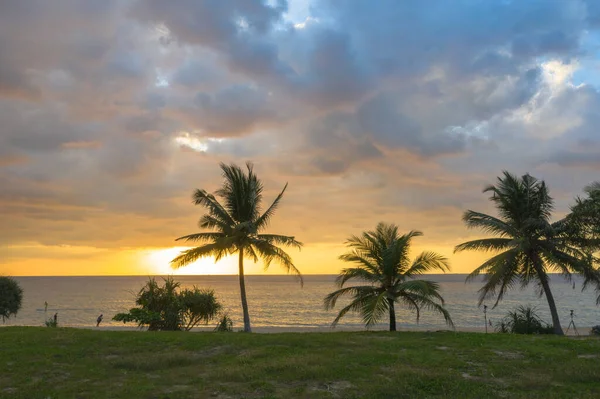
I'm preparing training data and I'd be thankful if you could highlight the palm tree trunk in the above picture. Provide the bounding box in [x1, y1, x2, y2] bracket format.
[537, 272, 564, 335]
[388, 298, 397, 331]
[238, 248, 252, 333]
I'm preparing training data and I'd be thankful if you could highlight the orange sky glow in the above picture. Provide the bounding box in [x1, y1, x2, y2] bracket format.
[1, 1, 599, 277]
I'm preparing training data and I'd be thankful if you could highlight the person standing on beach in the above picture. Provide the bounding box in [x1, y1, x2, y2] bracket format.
[53, 313, 58, 324]
[96, 314, 103, 327]
[44, 301, 48, 312]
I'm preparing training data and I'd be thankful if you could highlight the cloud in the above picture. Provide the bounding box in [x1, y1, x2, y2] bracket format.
[174, 84, 282, 136]
[1, 0, 600, 275]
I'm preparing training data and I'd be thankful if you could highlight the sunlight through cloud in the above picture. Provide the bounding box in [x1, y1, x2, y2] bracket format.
[174, 133, 227, 153]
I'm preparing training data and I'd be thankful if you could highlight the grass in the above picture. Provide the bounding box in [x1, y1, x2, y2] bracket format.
[1, 327, 599, 398]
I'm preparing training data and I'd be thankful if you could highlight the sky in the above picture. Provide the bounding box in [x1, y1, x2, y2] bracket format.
[1, 0, 600, 276]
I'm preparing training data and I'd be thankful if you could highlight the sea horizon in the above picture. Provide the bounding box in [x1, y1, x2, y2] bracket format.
[5, 275, 599, 331]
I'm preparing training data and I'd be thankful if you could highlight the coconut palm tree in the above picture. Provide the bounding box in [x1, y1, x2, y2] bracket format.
[455, 172, 600, 335]
[171, 162, 302, 332]
[324, 223, 453, 331]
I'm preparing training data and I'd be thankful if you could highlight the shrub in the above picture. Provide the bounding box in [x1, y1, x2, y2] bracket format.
[495, 305, 553, 334]
[0, 276, 23, 322]
[113, 277, 222, 331]
[214, 314, 234, 332]
[45, 318, 58, 328]
[591, 325, 600, 336]
[180, 287, 222, 331]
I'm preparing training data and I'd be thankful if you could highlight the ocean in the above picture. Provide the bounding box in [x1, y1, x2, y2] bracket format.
[4, 275, 599, 331]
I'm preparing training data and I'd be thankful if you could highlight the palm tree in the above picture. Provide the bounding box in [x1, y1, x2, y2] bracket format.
[565, 182, 600, 247]
[324, 223, 453, 331]
[455, 172, 600, 335]
[171, 162, 302, 332]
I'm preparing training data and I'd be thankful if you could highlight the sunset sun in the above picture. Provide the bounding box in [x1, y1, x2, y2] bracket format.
[143, 247, 238, 275]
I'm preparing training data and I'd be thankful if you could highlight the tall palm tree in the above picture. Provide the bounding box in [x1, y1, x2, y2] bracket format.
[324, 223, 453, 331]
[455, 172, 600, 335]
[171, 162, 302, 332]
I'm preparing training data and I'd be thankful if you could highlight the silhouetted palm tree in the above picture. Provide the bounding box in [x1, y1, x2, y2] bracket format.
[324, 223, 453, 331]
[171, 162, 302, 332]
[455, 172, 600, 335]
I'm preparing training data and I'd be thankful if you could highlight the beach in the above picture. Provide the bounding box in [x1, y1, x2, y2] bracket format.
[73, 324, 592, 335]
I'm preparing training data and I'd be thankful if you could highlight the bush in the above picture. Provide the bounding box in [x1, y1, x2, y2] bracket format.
[0, 276, 23, 322]
[495, 305, 553, 334]
[180, 287, 222, 331]
[45, 318, 58, 328]
[591, 325, 600, 336]
[113, 277, 222, 331]
[214, 314, 234, 332]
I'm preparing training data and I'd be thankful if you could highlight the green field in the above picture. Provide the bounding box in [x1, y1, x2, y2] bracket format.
[1, 327, 599, 398]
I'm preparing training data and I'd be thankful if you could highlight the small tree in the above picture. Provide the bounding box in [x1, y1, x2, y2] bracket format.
[113, 277, 222, 331]
[0, 276, 23, 323]
[180, 287, 222, 331]
[325, 223, 453, 331]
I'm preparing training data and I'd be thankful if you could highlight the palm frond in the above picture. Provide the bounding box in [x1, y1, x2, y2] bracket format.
[258, 233, 303, 250]
[461, 211, 517, 237]
[170, 241, 234, 269]
[396, 279, 445, 304]
[216, 162, 263, 223]
[397, 295, 421, 323]
[466, 249, 518, 282]
[175, 232, 225, 243]
[390, 231, 421, 272]
[474, 249, 521, 307]
[243, 242, 260, 263]
[197, 214, 232, 232]
[483, 171, 553, 227]
[255, 183, 288, 231]
[323, 285, 379, 310]
[328, 294, 374, 327]
[403, 292, 454, 328]
[454, 238, 516, 253]
[192, 189, 235, 226]
[405, 251, 450, 276]
[338, 253, 381, 278]
[251, 238, 303, 286]
[334, 267, 381, 287]
[360, 290, 390, 328]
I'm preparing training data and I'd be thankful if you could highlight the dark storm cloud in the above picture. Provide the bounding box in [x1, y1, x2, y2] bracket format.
[132, 0, 292, 80]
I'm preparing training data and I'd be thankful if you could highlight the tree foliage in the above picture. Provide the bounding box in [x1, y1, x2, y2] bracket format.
[324, 223, 453, 331]
[171, 162, 302, 332]
[0, 276, 23, 323]
[214, 314, 234, 332]
[495, 305, 553, 334]
[562, 182, 600, 252]
[113, 277, 222, 331]
[455, 172, 600, 335]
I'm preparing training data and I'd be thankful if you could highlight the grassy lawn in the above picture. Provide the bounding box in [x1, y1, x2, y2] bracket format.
[1, 328, 599, 398]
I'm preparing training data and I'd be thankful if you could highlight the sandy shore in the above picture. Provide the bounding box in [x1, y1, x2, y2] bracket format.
[70, 324, 592, 335]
